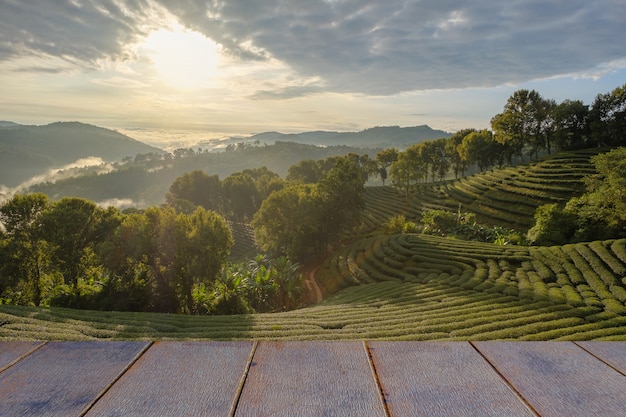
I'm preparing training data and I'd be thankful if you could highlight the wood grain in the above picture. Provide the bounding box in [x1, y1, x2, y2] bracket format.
[576, 341, 626, 375]
[474, 341, 626, 417]
[0, 341, 148, 417]
[235, 341, 387, 417]
[0, 341, 42, 372]
[85, 341, 254, 417]
[369, 341, 536, 417]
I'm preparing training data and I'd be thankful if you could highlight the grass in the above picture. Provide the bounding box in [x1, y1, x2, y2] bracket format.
[1, 147, 624, 342]
[2, 236, 625, 341]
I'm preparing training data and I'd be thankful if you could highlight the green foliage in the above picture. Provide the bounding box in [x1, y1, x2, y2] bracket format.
[528, 147, 626, 244]
[253, 154, 367, 260]
[527, 204, 577, 245]
[383, 215, 418, 234]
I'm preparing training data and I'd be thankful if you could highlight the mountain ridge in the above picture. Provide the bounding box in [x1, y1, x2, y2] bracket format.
[243, 125, 451, 148]
[0, 121, 163, 187]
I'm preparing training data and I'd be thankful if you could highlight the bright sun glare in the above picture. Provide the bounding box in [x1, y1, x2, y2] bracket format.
[141, 24, 222, 89]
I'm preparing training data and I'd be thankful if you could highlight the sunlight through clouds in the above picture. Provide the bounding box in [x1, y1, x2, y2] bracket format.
[139, 23, 223, 89]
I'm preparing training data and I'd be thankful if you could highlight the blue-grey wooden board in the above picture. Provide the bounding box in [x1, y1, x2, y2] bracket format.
[474, 341, 626, 417]
[85, 341, 254, 417]
[369, 341, 536, 417]
[235, 341, 387, 417]
[0, 341, 42, 371]
[577, 341, 626, 375]
[0, 341, 148, 417]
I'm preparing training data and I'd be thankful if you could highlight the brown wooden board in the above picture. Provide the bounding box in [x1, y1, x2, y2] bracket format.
[0, 341, 42, 372]
[235, 341, 386, 417]
[0, 341, 148, 417]
[474, 341, 626, 417]
[368, 341, 536, 417]
[576, 341, 626, 375]
[86, 341, 255, 417]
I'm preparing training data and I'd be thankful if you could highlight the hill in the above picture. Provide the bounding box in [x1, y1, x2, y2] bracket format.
[232, 125, 452, 149]
[360, 148, 600, 233]
[2, 148, 626, 341]
[28, 141, 377, 207]
[2, 236, 626, 340]
[0, 122, 163, 187]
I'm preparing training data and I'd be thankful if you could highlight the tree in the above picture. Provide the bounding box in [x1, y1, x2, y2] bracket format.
[222, 172, 259, 221]
[252, 184, 322, 259]
[287, 159, 323, 184]
[317, 156, 366, 248]
[175, 207, 233, 312]
[552, 99, 590, 150]
[446, 129, 475, 178]
[101, 206, 232, 313]
[0, 193, 50, 305]
[389, 144, 427, 196]
[457, 130, 500, 172]
[40, 198, 120, 293]
[375, 148, 398, 185]
[166, 170, 222, 212]
[491, 89, 553, 162]
[590, 83, 626, 147]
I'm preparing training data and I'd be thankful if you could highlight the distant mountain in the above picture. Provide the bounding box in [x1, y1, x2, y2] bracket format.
[0, 122, 163, 187]
[244, 125, 451, 148]
[0, 121, 22, 128]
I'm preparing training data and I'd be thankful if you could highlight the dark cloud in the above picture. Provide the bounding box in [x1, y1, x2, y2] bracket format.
[0, 0, 157, 64]
[2, 0, 625, 95]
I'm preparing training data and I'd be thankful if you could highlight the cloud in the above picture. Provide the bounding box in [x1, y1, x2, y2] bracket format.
[0, 0, 160, 64]
[249, 84, 325, 100]
[157, 0, 626, 94]
[0, 157, 113, 201]
[2, 0, 625, 96]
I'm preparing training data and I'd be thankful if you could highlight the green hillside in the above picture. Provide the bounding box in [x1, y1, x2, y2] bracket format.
[2, 237, 626, 341]
[361, 148, 599, 233]
[0, 122, 163, 187]
[2, 147, 626, 341]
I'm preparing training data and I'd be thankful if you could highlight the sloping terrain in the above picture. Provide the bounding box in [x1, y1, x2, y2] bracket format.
[0, 122, 163, 187]
[361, 148, 599, 232]
[1, 147, 625, 341]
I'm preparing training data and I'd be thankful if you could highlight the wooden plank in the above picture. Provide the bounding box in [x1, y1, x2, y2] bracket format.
[0, 341, 42, 372]
[86, 341, 255, 417]
[474, 341, 626, 417]
[235, 341, 386, 417]
[368, 341, 536, 417]
[0, 341, 149, 417]
[576, 341, 626, 375]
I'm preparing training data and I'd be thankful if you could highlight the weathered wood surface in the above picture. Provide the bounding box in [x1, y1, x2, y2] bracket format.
[369, 341, 536, 417]
[0, 341, 625, 417]
[576, 341, 626, 375]
[0, 341, 41, 371]
[474, 341, 626, 417]
[85, 341, 254, 417]
[0, 341, 149, 417]
[235, 341, 387, 417]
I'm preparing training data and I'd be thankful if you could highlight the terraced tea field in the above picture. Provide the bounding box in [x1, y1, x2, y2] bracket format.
[1, 148, 624, 341]
[361, 148, 600, 232]
[2, 234, 625, 341]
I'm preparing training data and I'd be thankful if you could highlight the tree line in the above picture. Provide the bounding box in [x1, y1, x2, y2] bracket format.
[0, 153, 371, 312]
[383, 84, 626, 193]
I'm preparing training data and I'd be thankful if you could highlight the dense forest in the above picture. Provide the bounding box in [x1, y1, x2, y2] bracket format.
[0, 83, 625, 315]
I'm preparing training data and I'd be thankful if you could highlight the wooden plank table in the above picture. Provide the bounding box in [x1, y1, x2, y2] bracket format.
[0, 341, 624, 417]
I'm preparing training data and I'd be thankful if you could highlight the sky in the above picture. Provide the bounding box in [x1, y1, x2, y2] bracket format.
[1, 0, 626, 146]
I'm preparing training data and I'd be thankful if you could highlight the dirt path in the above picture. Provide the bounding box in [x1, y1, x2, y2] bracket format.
[305, 266, 323, 304]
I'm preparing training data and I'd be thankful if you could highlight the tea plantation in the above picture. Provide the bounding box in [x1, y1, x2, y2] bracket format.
[1, 148, 626, 340]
